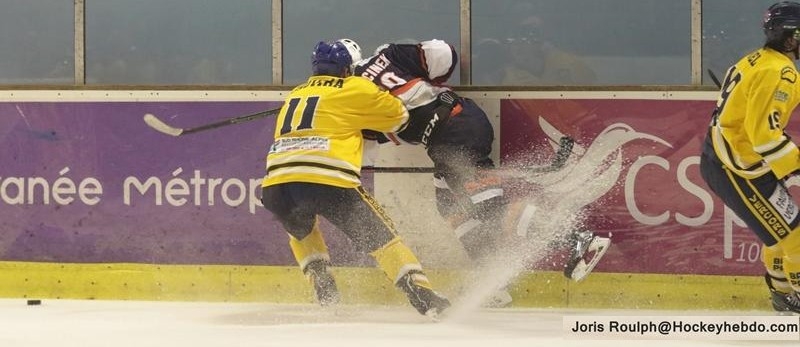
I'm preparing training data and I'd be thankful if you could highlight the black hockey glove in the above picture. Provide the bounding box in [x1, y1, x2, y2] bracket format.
[436, 90, 459, 111]
[431, 90, 460, 123]
[362, 130, 391, 144]
[418, 91, 460, 148]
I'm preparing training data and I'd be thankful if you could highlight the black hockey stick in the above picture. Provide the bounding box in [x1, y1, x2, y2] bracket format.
[143, 107, 281, 136]
[707, 69, 722, 89]
[525, 136, 575, 173]
[371, 136, 576, 175]
[365, 167, 435, 173]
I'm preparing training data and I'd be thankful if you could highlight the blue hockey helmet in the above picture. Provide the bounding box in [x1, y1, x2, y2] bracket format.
[764, 2, 800, 48]
[311, 38, 362, 76]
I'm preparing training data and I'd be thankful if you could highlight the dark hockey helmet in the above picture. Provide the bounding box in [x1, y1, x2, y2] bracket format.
[311, 38, 362, 76]
[764, 2, 800, 49]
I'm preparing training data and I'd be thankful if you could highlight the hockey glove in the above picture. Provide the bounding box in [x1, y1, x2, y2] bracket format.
[436, 90, 459, 111]
[362, 130, 391, 144]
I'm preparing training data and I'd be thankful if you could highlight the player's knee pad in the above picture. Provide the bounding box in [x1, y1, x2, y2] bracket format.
[470, 193, 506, 223]
[502, 199, 539, 239]
[453, 218, 498, 262]
[369, 237, 423, 285]
[434, 185, 466, 219]
[464, 175, 504, 211]
[288, 220, 330, 271]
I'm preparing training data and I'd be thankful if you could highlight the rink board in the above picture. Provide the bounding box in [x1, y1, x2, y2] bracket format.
[0, 261, 769, 310]
[0, 89, 792, 310]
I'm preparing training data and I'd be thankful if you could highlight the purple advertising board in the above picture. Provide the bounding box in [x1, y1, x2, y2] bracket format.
[0, 101, 372, 266]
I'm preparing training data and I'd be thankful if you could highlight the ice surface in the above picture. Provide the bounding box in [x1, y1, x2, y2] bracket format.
[0, 299, 793, 347]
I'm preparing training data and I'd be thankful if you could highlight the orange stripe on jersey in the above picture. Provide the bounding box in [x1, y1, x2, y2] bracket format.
[463, 175, 503, 193]
[450, 104, 463, 117]
[390, 78, 424, 96]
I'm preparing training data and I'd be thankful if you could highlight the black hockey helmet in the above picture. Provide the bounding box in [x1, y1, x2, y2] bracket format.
[764, 2, 800, 50]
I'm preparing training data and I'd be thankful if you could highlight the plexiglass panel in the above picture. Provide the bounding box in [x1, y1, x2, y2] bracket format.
[6, 0, 787, 87]
[702, 0, 780, 86]
[0, 1, 74, 84]
[86, 0, 271, 85]
[472, 0, 691, 85]
[283, 0, 460, 85]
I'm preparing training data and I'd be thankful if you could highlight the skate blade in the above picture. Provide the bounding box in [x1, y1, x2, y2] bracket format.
[482, 289, 513, 308]
[567, 237, 611, 282]
[425, 308, 444, 322]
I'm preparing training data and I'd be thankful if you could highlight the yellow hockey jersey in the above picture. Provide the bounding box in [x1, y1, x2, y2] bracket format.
[709, 47, 800, 179]
[263, 75, 409, 188]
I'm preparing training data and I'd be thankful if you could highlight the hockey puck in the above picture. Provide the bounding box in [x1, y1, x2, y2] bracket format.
[26, 299, 42, 306]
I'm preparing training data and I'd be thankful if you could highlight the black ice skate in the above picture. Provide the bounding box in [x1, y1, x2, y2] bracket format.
[304, 260, 340, 306]
[765, 273, 800, 314]
[563, 230, 610, 282]
[397, 270, 451, 320]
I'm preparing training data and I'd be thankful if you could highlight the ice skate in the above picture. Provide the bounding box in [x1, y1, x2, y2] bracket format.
[765, 274, 800, 314]
[563, 230, 610, 282]
[304, 260, 340, 306]
[397, 270, 451, 320]
[483, 287, 513, 308]
[769, 289, 800, 314]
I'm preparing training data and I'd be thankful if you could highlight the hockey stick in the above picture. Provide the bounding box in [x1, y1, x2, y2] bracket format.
[365, 167, 435, 173]
[524, 136, 575, 173]
[143, 107, 281, 136]
[707, 69, 722, 89]
[370, 136, 575, 175]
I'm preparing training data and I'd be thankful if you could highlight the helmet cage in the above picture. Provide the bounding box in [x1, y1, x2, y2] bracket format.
[337, 38, 362, 67]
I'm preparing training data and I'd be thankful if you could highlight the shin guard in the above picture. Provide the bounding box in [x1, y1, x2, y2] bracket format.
[369, 237, 423, 285]
[288, 219, 331, 271]
[778, 229, 800, 292]
[763, 243, 793, 293]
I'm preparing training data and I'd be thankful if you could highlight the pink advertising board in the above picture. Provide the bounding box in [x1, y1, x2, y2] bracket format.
[500, 98, 800, 276]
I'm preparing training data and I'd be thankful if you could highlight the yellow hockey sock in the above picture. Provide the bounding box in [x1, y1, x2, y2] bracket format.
[763, 243, 792, 293]
[369, 237, 426, 285]
[778, 229, 800, 292]
[288, 219, 330, 271]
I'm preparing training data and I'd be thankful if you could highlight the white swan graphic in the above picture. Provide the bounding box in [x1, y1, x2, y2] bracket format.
[518, 116, 673, 239]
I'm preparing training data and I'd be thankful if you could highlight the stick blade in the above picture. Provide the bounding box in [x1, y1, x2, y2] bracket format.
[707, 69, 722, 89]
[143, 113, 183, 136]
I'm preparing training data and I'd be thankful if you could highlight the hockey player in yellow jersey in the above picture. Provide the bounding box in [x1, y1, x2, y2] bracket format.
[260, 38, 450, 318]
[700, 2, 800, 314]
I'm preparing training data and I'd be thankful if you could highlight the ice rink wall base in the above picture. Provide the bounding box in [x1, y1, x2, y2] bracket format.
[0, 261, 770, 311]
